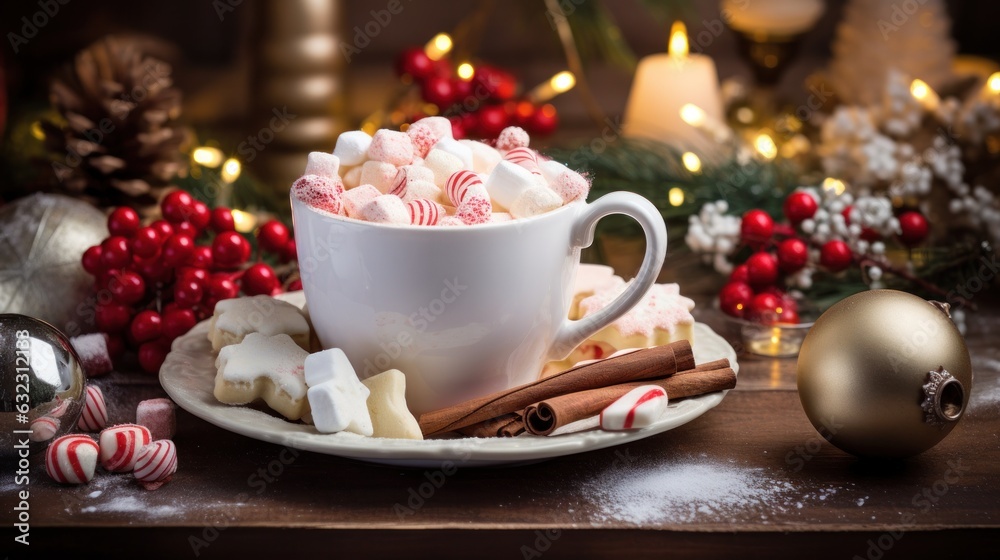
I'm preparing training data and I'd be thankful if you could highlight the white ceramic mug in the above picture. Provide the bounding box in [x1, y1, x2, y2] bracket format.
[291, 193, 667, 414]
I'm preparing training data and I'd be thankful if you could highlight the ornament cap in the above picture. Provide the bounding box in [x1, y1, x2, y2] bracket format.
[928, 300, 951, 319]
[921, 366, 964, 426]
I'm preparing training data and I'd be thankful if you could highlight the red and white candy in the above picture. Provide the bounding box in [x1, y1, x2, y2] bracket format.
[540, 160, 590, 203]
[407, 199, 443, 226]
[133, 440, 178, 490]
[457, 191, 493, 225]
[496, 126, 530, 152]
[78, 385, 108, 432]
[503, 147, 541, 174]
[45, 434, 99, 484]
[600, 385, 668, 431]
[30, 415, 60, 442]
[99, 423, 152, 472]
[292, 174, 344, 215]
[445, 170, 483, 206]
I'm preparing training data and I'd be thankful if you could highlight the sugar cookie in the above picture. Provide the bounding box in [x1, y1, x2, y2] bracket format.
[215, 333, 310, 420]
[208, 295, 310, 351]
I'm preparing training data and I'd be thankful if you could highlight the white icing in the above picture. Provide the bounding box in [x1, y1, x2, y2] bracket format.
[213, 296, 309, 338]
[216, 333, 309, 400]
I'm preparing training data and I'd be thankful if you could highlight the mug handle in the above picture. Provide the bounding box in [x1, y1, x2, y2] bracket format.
[547, 192, 668, 360]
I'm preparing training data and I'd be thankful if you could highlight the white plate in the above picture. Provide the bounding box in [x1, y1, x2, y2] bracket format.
[160, 292, 738, 468]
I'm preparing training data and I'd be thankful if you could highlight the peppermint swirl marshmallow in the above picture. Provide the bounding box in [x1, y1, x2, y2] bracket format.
[133, 440, 178, 490]
[600, 385, 668, 431]
[45, 434, 99, 484]
[99, 423, 152, 472]
[78, 385, 108, 432]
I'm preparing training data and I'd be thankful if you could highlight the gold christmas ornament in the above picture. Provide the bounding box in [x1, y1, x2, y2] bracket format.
[797, 290, 972, 459]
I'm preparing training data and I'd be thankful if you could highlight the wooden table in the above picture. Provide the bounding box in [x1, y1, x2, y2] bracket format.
[8, 293, 1000, 559]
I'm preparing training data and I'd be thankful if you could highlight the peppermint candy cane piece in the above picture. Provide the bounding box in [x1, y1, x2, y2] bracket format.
[503, 147, 541, 174]
[30, 415, 60, 442]
[45, 434, 99, 484]
[407, 199, 443, 226]
[99, 423, 152, 472]
[78, 385, 109, 432]
[599, 385, 668, 431]
[445, 170, 483, 206]
[133, 440, 178, 490]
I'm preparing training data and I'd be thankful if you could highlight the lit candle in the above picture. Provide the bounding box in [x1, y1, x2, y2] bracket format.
[623, 22, 723, 149]
[526, 71, 576, 104]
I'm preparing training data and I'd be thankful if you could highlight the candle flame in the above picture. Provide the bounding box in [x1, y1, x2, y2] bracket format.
[669, 21, 689, 58]
[679, 104, 706, 127]
[425, 33, 452, 61]
[988, 72, 1000, 94]
[909, 79, 932, 101]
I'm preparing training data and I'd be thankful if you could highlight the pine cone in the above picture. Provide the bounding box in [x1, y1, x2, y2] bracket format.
[42, 36, 190, 214]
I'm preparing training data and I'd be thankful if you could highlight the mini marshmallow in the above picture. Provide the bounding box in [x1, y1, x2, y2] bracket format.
[600, 385, 668, 430]
[540, 160, 590, 203]
[503, 147, 541, 174]
[423, 148, 464, 188]
[342, 165, 362, 189]
[402, 180, 444, 204]
[304, 152, 341, 178]
[490, 212, 514, 223]
[407, 121, 440, 158]
[362, 369, 423, 439]
[46, 434, 99, 484]
[434, 137, 473, 170]
[305, 348, 372, 435]
[484, 160, 537, 210]
[445, 170, 483, 206]
[368, 129, 414, 166]
[510, 186, 564, 219]
[292, 174, 344, 215]
[360, 160, 399, 194]
[360, 194, 410, 224]
[459, 139, 502, 174]
[457, 186, 493, 225]
[496, 126, 530, 152]
[401, 164, 435, 184]
[333, 130, 372, 166]
[407, 198, 443, 225]
[439, 216, 465, 226]
[343, 184, 381, 218]
[136, 398, 176, 441]
[416, 116, 452, 141]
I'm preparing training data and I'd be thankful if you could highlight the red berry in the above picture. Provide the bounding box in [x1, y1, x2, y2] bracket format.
[729, 264, 749, 284]
[783, 192, 818, 225]
[134, 256, 173, 284]
[174, 221, 199, 238]
[241, 263, 279, 296]
[395, 47, 434, 81]
[82, 245, 103, 275]
[161, 191, 195, 224]
[451, 77, 473, 105]
[745, 252, 779, 288]
[151, 220, 174, 239]
[130, 226, 163, 258]
[257, 220, 289, 253]
[280, 239, 297, 263]
[162, 307, 197, 340]
[189, 201, 211, 231]
[745, 293, 782, 324]
[740, 210, 774, 248]
[108, 270, 146, 305]
[421, 76, 455, 108]
[178, 267, 209, 286]
[210, 207, 235, 232]
[476, 105, 509, 138]
[719, 282, 754, 318]
[95, 302, 131, 333]
[777, 238, 809, 273]
[137, 341, 168, 374]
[107, 207, 140, 238]
[174, 279, 204, 308]
[898, 211, 929, 246]
[188, 245, 213, 269]
[99, 237, 131, 269]
[288, 279, 303, 292]
[212, 232, 251, 267]
[820, 240, 853, 272]
[105, 335, 126, 360]
[129, 310, 162, 343]
[162, 234, 195, 267]
[207, 275, 240, 301]
[778, 306, 800, 324]
[526, 104, 559, 137]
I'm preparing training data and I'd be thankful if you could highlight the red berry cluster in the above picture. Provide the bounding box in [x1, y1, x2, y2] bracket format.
[394, 47, 558, 139]
[81, 191, 299, 373]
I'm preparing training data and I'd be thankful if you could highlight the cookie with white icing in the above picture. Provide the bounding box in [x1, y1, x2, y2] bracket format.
[215, 333, 310, 420]
[362, 369, 422, 440]
[208, 295, 311, 352]
[568, 264, 623, 320]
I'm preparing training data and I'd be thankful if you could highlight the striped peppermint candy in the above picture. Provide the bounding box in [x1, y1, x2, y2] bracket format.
[78, 385, 108, 432]
[407, 199, 443, 226]
[503, 147, 541, 174]
[99, 424, 152, 472]
[29, 415, 60, 442]
[445, 170, 483, 205]
[45, 434, 99, 484]
[133, 440, 178, 490]
[600, 385, 668, 431]
[387, 168, 408, 197]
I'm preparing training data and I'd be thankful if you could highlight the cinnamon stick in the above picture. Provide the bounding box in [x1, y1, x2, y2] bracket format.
[457, 413, 526, 438]
[523, 365, 736, 436]
[419, 340, 695, 436]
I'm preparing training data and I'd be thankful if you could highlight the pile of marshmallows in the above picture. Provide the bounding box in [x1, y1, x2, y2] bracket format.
[292, 116, 591, 226]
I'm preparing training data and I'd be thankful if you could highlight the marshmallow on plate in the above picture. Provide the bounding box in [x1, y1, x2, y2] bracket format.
[362, 369, 422, 439]
[600, 385, 668, 430]
[368, 129, 414, 166]
[136, 398, 176, 441]
[305, 348, 373, 436]
[333, 130, 372, 166]
[304, 152, 340, 178]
